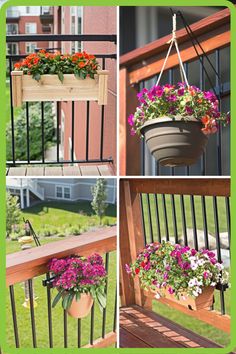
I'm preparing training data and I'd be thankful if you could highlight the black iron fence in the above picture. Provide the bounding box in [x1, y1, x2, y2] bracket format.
[6, 34, 116, 167]
[140, 47, 230, 176]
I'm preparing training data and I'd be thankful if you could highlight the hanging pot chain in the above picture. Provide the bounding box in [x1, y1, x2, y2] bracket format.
[156, 14, 189, 88]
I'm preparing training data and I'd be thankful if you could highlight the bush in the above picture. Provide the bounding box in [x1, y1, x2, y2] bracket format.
[102, 217, 110, 226]
[9, 233, 19, 241]
[6, 102, 55, 161]
[65, 225, 81, 236]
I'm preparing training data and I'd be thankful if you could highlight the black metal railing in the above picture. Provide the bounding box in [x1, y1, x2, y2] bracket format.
[6, 34, 116, 167]
[7, 251, 117, 348]
[139, 47, 230, 176]
[139, 192, 230, 315]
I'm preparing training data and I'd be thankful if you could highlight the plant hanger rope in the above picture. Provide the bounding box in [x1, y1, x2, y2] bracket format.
[156, 14, 190, 87]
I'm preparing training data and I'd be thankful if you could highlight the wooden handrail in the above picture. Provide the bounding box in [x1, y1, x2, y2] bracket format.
[120, 8, 230, 67]
[126, 178, 230, 197]
[6, 226, 117, 286]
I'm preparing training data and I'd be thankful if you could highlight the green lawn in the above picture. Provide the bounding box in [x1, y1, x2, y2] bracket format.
[6, 201, 117, 348]
[6, 82, 22, 124]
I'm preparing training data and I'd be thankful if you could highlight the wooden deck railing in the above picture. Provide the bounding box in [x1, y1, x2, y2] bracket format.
[120, 179, 230, 334]
[119, 8, 231, 175]
[6, 226, 117, 348]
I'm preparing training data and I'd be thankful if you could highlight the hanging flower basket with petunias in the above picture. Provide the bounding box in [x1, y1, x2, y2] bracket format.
[48, 253, 107, 319]
[11, 50, 108, 107]
[128, 15, 229, 167]
[125, 241, 229, 311]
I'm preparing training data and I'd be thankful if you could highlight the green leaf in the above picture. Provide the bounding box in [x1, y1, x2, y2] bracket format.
[58, 71, 64, 83]
[52, 290, 63, 308]
[76, 292, 81, 301]
[66, 293, 74, 309]
[33, 72, 41, 82]
[62, 293, 70, 310]
[96, 291, 107, 309]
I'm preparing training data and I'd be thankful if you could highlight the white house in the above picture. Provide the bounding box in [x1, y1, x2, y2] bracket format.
[6, 178, 117, 209]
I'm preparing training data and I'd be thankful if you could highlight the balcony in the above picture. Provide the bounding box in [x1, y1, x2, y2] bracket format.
[6, 8, 20, 21]
[42, 25, 52, 33]
[6, 226, 117, 348]
[40, 7, 54, 25]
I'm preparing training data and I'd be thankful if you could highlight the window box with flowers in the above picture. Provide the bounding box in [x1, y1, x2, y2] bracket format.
[49, 253, 107, 319]
[11, 50, 108, 107]
[125, 241, 229, 311]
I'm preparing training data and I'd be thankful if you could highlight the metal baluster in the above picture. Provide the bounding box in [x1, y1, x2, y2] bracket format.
[77, 319, 81, 348]
[140, 194, 147, 245]
[162, 194, 169, 241]
[71, 101, 75, 163]
[190, 195, 198, 250]
[26, 102, 30, 163]
[213, 196, 225, 314]
[225, 196, 231, 249]
[199, 56, 206, 175]
[56, 102, 60, 163]
[201, 196, 209, 249]
[9, 58, 16, 165]
[180, 195, 188, 246]
[113, 285, 117, 333]
[100, 58, 106, 161]
[90, 303, 95, 345]
[46, 273, 53, 347]
[28, 279, 37, 348]
[86, 102, 90, 161]
[41, 102, 45, 164]
[146, 194, 153, 243]
[171, 195, 178, 243]
[215, 49, 222, 175]
[154, 194, 161, 242]
[63, 310, 68, 348]
[184, 62, 190, 176]
[102, 253, 109, 338]
[9, 285, 20, 348]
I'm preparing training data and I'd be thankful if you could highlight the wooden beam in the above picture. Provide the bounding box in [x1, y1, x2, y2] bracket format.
[128, 178, 230, 197]
[83, 332, 116, 348]
[129, 26, 230, 84]
[6, 226, 117, 286]
[120, 8, 230, 67]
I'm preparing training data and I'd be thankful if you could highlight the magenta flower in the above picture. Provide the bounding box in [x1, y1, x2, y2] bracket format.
[128, 114, 134, 127]
[168, 287, 174, 294]
[177, 88, 185, 96]
[125, 264, 131, 274]
[186, 106, 194, 115]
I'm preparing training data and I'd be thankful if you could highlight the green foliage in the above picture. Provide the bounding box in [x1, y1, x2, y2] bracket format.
[6, 102, 55, 161]
[91, 179, 108, 225]
[6, 192, 21, 237]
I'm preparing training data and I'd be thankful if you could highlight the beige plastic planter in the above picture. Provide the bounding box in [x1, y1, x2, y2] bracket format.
[154, 286, 214, 311]
[140, 116, 209, 167]
[66, 293, 94, 319]
[11, 70, 109, 107]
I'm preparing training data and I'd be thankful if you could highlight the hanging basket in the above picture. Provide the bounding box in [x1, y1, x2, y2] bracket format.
[140, 116, 209, 167]
[65, 293, 94, 319]
[154, 286, 214, 311]
[11, 70, 108, 107]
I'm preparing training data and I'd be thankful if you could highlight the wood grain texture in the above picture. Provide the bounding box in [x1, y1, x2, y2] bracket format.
[6, 226, 117, 286]
[120, 8, 230, 67]
[83, 332, 116, 348]
[127, 178, 230, 197]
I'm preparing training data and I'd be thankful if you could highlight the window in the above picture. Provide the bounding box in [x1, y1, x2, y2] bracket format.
[26, 6, 30, 14]
[70, 7, 82, 53]
[7, 43, 19, 55]
[6, 23, 18, 35]
[25, 43, 37, 54]
[25, 23, 37, 34]
[56, 186, 71, 200]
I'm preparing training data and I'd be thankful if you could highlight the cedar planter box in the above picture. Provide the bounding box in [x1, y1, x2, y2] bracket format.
[151, 286, 214, 311]
[11, 70, 109, 107]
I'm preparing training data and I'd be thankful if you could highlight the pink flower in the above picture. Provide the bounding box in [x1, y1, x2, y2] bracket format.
[168, 287, 174, 294]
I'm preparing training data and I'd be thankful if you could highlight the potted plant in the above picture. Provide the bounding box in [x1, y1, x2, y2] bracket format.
[11, 50, 108, 107]
[125, 241, 229, 310]
[48, 253, 107, 318]
[128, 83, 230, 166]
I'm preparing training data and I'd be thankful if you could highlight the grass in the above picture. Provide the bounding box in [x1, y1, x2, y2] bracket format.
[6, 82, 22, 124]
[6, 201, 117, 348]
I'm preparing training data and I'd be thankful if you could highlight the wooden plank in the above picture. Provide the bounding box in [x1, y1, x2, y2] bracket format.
[80, 165, 100, 176]
[120, 8, 230, 67]
[129, 27, 230, 84]
[26, 167, 45, 176]
[11, 71, 23, 107]
[83, 332, 116, 348]
[120, 327, 151, 348]
[6, 226, 116, 286]
[128, 178, 230, 197]
[62, 166, 81, 176]
[7, 167, 26, 176]
[45, 166, 63, 176]
[119, 67, 140, 176]
[98, 72, 108, 105]
[97, 165, 112, 176]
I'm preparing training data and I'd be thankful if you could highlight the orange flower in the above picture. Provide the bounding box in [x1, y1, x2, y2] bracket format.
[78, 61, 87, 68]
[14, 62, 21, 69]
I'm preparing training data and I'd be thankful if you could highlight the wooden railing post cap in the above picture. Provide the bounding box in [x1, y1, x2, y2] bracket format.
[11, 70, 23, 76]
[97, 70, 109, 75]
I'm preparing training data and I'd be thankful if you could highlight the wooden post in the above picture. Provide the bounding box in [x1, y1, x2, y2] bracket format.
[11, 71, 23, 107]
[120, 180, 152, 310]
[119, 68, 141, 175]
[98, 70, 109, 105]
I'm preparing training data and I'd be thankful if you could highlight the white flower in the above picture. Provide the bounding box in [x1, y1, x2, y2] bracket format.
[155, 292, 161, 299]
[192, 290, 199, 297]
[216, 263, 224, 271]
[211, 282, 216, 286]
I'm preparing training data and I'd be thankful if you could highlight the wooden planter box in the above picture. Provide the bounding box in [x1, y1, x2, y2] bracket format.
[152, 286, 214, 311]
[11, 70, 109, 107]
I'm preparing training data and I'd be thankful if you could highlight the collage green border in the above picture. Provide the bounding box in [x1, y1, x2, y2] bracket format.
[0, 0, 235, 353]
